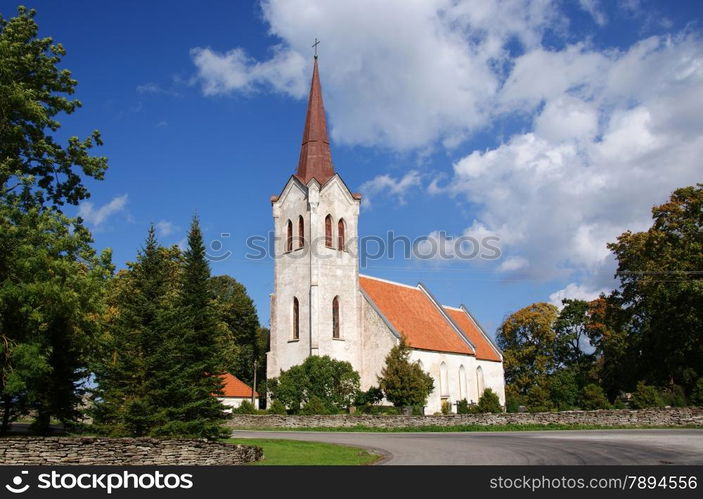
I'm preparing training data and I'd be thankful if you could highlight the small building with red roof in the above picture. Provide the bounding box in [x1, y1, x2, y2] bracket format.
[217, 373, 258, 412]
[266, 56, 504, 414]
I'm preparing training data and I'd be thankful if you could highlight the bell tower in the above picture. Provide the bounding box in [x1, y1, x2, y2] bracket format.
[267, 56, 362, 381]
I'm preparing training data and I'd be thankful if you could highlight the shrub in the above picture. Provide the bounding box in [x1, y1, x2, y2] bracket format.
[378, 338, 434, 408]
[268, 355, 360, 414]
[661, 385, 687, 407]
[690, 378, 703, 406]
[299, 395, 331, 415]
[441, 400, 452, 414]
[354, 386, 384, 407]
[580, 384, 611, 410]
[476, 388, 502, 413]
[267, 399, 287, 415]
[526, 384, 554, 412]
[548, 369, 579, 410]
[232, 400, 256, 414]
[456, 399, 470, 414]
[630, 381, 665, 409]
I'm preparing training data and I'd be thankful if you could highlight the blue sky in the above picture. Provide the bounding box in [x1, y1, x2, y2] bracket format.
[4, 0, 702, 336]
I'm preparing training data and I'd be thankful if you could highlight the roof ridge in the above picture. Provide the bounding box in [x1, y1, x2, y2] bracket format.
[359, 274, 419, 290]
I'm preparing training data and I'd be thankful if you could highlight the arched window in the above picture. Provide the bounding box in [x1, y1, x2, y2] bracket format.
[440, 362, 449, 397]
[459, 365, 467, 401]
[332, 296, 340, 339]
[476, 366, 485, 398]
[292, 297, 299, 340]
[297, 215, 305, 248]
[325, 215, 333, 248]
[337, 218, 345, 251]
[286, 220, 293, 252]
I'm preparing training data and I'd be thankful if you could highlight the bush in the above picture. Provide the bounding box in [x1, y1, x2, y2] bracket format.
[354, 386, 384, 407]
[267, 399, 287, 415]
[441, 400, 452, 415]
[630, 381, 665, 409]
[378, 338, 434, 407]
[232, 400, 256, 414]
[548, 369, 579, 410]
[690, 378, 703, 406]
[299, 395, 331, 415]
[661, 385, 687, 407]
[580, 384, 611, 410]
[505, 396, 521, 413]
[526, 384, 554, 412]
[456, 399, 471, 414]
[268, 355, 360, 414]
[476, 388, 502, 413]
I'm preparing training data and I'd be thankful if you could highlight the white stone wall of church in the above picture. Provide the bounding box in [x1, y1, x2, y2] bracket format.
[476, 359, 506, 406]
[267, 177, 363, 381]
[359, 295, 400, 390]
[410, 350, 479, 414]
[218, 397, 255, 413]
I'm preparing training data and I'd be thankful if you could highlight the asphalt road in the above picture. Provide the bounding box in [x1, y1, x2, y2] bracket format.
[231, 429, 703, 465]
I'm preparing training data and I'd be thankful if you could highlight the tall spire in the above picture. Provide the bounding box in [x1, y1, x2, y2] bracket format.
[295, 57, 334, 185]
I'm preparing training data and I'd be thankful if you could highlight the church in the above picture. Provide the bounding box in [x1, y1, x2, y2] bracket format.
[266, 57, 505, 414]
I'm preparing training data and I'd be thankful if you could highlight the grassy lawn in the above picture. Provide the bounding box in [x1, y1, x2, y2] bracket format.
[232, 423, 703, 433]
[226, 438, 381, 466]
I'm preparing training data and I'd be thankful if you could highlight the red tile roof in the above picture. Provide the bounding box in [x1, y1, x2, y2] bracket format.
[218, 373, 258, 398]
[444, 307, 502, 362]
[359, 276, 473, 355]
[295, 58, 335, 185]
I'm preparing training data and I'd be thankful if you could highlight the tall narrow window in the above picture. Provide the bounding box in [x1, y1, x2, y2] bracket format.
[337, 219, 345, 251]
[292, 297, 299, 340]
[298, 215, 305, 248]
[286, 220, 293, 252]
[476, 366, 485, 398]
[325, 214, 333, 248]
[440, 362, 449, 397]
[332, 296, 340, 339]
[459, 365, 467, 401]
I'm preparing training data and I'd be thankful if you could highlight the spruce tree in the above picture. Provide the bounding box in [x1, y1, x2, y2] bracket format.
[150, 217, 227, 438]
[92, 226, 175, 436]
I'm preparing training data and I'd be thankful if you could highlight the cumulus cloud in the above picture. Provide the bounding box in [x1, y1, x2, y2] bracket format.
[189, 1, 702, 302]
[78, 195, 128, 227]
[441, 32, 703, 292]
[549, 282, 609, 307]
[191, 0, 562, 150]
[155, 220, 177, 237]
[359, 170, 422, 208]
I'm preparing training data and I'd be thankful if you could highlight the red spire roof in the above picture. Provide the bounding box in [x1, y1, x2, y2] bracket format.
[295, 58, 335, 185]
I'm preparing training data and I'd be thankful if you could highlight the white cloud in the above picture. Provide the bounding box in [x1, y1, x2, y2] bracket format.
[549, 282, 608, 307]
[579, 0, 607, 26]
[191, 0, 562, 150]
[359, 170, 422, 208]
[498, 256, 528, 272]
[155, 220, 177, 237]
[78, 195, 128, 227]
[190, 45, 307, 97]
[441, 32, 703, 289]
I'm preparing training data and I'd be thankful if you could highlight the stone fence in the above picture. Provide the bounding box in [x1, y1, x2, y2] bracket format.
[0, 437, 262, 465]
[227, 407, 703, 429]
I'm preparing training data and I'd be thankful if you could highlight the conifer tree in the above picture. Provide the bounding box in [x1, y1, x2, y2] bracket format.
[149, 217, 227, 438]
[92, 226, 176, 436]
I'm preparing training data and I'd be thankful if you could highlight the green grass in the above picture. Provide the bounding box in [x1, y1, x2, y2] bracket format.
[233, 423, 703, 433]
[225, 438, 381, 465]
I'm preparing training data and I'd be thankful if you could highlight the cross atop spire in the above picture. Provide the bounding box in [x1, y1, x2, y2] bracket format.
[295, 56, 334, 185]
[312, 38, 320, 59]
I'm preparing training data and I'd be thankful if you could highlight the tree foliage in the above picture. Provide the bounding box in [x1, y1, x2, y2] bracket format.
[0, 6, 107, 208]
[0, 200, 112, 433]
[497, 302, 558, 397]
[607, 184, 703, 387]
[377, 338, 434, 408]
[268, 355, 360, 414]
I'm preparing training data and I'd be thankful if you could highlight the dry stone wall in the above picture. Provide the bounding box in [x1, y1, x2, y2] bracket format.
[0, 437, 262, 465]
[227, 408, 703, 429]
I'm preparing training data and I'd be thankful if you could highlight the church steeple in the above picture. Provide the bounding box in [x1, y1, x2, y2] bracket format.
[295, 58, 334, 185]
